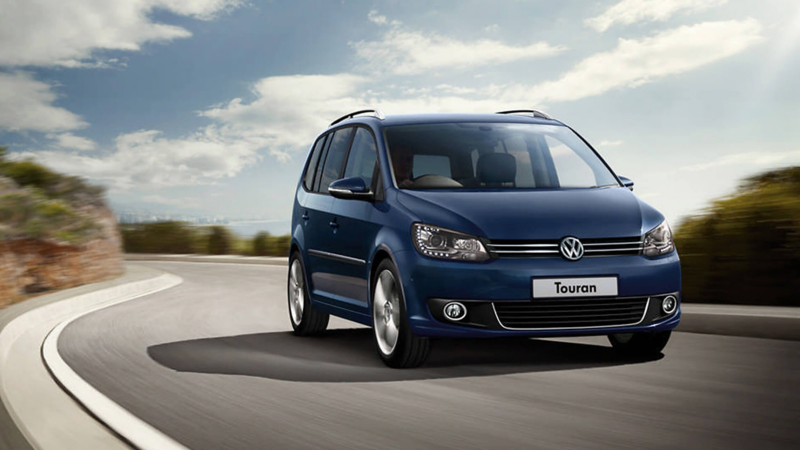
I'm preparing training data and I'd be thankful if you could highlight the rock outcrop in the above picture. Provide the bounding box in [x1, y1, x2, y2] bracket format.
[0, 173, 122, 306]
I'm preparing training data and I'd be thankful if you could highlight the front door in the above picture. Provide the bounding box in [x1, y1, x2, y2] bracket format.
[325, 127, 382, 311]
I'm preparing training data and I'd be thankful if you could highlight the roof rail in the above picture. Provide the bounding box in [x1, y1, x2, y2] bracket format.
[496, 109, 552, 120]
[330, 109, 385, 127]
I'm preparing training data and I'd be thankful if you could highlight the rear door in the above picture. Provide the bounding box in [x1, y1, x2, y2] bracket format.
[296, 132, 329, 265]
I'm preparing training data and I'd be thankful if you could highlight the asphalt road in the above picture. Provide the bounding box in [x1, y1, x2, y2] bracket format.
[58, 262, 800, 450]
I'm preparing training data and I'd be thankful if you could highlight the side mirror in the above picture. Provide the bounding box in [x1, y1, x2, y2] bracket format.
[618, 176, 634, 191]
[328, 177, 374, 201]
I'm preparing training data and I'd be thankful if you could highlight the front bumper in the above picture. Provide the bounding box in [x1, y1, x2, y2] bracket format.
[392, 249, 681, 338]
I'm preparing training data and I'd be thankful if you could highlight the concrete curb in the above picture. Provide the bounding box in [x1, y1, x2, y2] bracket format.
[41, 274, 187, 450]
[679, 304, 800, 341]
[0, 265, 184, 450]
[125, 254, 288, 266]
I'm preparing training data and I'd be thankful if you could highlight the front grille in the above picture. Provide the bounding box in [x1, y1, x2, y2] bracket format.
[493, 296, 649, 329]
[487, 236, 643, 258]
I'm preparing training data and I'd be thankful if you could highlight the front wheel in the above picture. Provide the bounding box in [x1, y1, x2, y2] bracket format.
[608, 331, 671, 357]
[288, 252, 329, 336]
[372, 260, 430, 368]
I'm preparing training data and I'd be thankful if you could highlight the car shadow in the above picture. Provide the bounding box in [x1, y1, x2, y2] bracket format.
[147, 328, 662, 383]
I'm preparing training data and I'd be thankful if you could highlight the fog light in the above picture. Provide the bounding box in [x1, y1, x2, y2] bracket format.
[662, 295, 677, 315]
[443, 302, 467, 321]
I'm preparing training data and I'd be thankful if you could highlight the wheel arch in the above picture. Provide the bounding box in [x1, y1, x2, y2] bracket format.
[368, 244, 406, 312]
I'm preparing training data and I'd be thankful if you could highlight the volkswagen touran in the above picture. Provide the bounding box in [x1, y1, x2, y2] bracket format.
[288, 109, 680, 368]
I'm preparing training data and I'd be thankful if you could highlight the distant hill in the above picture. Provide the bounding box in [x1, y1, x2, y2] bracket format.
[675, 166, 800, 306]
[0, 147, 122, 305]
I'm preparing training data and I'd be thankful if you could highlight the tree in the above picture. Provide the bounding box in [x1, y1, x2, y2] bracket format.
[207, 226, 231, 255]
[675, 166, 800, 306]
[252, 231, 271, 256]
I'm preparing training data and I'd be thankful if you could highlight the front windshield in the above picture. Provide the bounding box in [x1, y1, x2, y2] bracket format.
[385, 122, 620, 190]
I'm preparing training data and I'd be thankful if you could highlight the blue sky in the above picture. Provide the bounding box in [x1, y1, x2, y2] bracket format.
[1, 0, 799, 232]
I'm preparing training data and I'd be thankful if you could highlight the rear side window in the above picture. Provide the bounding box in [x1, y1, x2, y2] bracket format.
[344, 128, 378, 188]
[303, 136, 327, 190]
[318, 127, 354, 194]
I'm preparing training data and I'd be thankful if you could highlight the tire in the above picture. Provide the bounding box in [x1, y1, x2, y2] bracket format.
[371, 259, 430, 368]
[288, 252, 329, 336]
[608, 331, 671, 357]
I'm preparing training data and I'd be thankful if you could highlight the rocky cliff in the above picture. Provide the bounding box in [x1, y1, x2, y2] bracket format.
[0, 163, 123, 306]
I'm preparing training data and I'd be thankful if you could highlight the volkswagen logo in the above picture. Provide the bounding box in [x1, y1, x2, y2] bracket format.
[559, 236, 584, 261]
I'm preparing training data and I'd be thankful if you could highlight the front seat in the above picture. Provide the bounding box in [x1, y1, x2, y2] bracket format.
[476, 152, 516, 188]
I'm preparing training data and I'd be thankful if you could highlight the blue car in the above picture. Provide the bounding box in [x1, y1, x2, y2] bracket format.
[288, 109, 680, 368]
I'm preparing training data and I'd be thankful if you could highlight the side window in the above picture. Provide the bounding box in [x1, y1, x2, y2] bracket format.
[318, 127, 354, 194]
[343, 128, 378, 188]
[303, 135, 327, 191]
[545, 135, 596, 187]
[413, 154, 451, 178]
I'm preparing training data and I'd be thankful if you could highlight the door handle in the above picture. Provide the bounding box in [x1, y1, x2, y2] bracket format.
[302, 212, 309, 221]
[329, 221, 339, 229]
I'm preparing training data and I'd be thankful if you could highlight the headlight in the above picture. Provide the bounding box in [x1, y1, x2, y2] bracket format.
[412, 223, 490, 261]
[643, 220, 674, 257]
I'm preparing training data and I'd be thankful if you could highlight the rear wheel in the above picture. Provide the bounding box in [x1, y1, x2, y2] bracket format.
[608, 331, 671, 357]
[288, 252, 328, 336]
[372, 259, 430, 368]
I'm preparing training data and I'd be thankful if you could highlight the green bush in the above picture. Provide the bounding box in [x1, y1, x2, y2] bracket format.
[252, 231, 271, 256]
[0, 188, 100, 244]
[0, 146, 106, 245]
[121, 222, 197, 254]
[0, 146, 105, 207]
[675, 166, 800, 306]
[207, 226, 231, 255]
[271, 234, 290, 257]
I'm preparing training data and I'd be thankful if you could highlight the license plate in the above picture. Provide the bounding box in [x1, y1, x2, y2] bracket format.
[533, 277, 618, 298]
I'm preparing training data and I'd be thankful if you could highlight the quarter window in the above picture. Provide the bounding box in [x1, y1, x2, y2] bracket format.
[303, 135, 327, 191]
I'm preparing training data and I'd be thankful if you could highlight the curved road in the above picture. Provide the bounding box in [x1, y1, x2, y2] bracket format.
[59, 262, 800, 449]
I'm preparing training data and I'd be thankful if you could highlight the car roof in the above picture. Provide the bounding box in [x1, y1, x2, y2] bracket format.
[328, 113, 565, 130]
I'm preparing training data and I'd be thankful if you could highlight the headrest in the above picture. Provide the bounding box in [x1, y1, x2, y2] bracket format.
[477, 153, 516, 184]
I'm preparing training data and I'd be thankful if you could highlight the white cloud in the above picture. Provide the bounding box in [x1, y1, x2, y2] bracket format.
[681, 150, 800, 172]
[522, 19, 763, 103]
[351, 15, 565, 75]
[20, 127, 260, 189]
[0, 0, 243, 137]
[598, 140, 624, 147]
[585, 0, 728, 32]
[484, 24, 500, 33]
[48, 132, 97, 151]
[367, 10, 388, 25]
[201, 74, 369, 152]
[8, 12, 767, 193]
[0, 72, 87, 132]
[0, 0, 241, 67]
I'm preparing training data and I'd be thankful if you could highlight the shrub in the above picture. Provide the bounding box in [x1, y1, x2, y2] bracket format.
[271, 234, 290, 257]
[0, 187, 100, 244]
[207, 226, 231, 255]
[252, 231, 271, 256]
[0, 147, 105, 207]
[121, 222, 196, 254]
[675, 166, 800, 306]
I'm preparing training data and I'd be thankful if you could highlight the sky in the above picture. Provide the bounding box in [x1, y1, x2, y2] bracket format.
[1, 0, 799, 233]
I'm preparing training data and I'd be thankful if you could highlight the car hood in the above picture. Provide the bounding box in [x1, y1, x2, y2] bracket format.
[397, 187, 663, 240]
